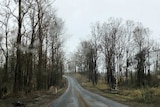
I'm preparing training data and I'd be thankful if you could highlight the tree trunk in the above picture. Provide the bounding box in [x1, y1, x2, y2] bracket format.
[14, 0, 22, 93]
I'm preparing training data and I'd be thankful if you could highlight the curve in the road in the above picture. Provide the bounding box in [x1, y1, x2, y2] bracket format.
[49, 75, 129, 107]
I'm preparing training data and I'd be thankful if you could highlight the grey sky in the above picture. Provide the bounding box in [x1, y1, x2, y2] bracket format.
[54, 0, 160, 55]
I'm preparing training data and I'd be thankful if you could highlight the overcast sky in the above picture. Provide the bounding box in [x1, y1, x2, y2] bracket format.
[54, 0, 160, 55]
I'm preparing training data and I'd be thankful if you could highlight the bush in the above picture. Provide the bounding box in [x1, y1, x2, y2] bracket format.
[119, 88, 160, 103]
[121, 89, 142, 101]
[140, 88, 160, 103]
[131, 89, 143, 101]
[141, 89, 155, 103]
[149, 88, 160, 95]
[49, 86, 57, 93]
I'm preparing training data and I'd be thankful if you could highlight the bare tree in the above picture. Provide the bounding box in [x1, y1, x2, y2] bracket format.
[133, 23, 150, 87]
[123, 20, 135, 85]
[48, 16, 65, 87]
[0, 0, 65, 97]
[90, 22, 102, 85]
[0, 0, 12, 95]
[13, 0, 33, 93]
[100, 18, 123, 89]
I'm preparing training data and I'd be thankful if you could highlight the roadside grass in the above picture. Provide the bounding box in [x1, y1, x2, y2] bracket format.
[72, 73, 160, 107]
[0, 88, 67, 107]
[0, 78, 67, 107]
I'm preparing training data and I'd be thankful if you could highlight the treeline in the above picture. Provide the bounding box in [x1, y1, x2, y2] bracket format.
[69, 17, 160, 89]
[0, 0, 65, 97]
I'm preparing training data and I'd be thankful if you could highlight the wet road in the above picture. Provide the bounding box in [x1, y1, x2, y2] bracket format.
[49, 76, 129, 107]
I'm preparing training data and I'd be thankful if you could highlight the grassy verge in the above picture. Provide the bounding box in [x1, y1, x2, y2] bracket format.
[0, 78, 67, 107]
[72, 73, 160, 107]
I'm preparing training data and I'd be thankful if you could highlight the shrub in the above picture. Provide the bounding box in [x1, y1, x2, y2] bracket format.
[141, 89, 155, 103]
[131, 89, 143, 101]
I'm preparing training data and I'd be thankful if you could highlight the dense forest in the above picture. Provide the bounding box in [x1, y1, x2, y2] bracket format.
[69, 18, 160, 89]
[0, 0, 65, 98]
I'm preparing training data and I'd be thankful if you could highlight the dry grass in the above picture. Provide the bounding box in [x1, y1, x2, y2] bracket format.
[96, 80, 108, 90]
[72, 73, 160, 107]
[0, 79, 67, 107]
[118, 88, 160, 103]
